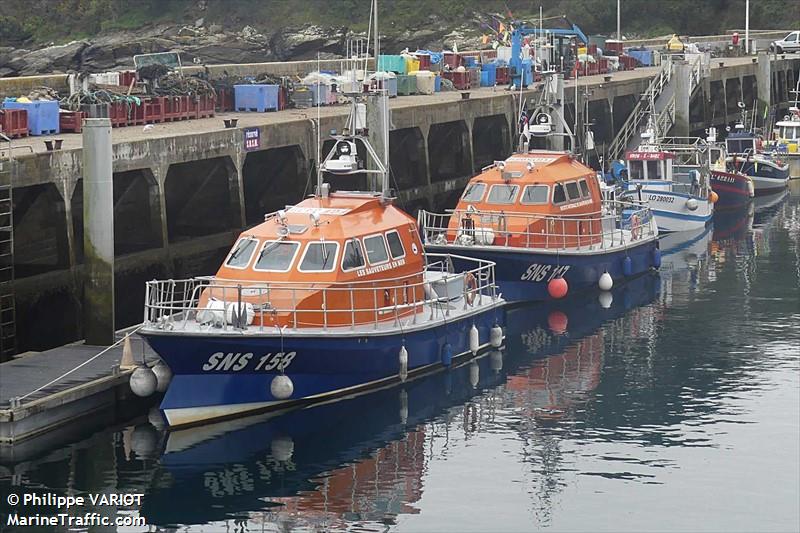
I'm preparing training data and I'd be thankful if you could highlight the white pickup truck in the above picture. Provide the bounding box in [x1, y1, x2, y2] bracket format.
[770, 31, 800, 54]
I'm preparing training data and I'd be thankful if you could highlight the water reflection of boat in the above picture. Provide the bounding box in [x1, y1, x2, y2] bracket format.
[713, 202, 754, 243]
[142, 275, 660, 528]
[753, 188, 789, 219]
[657, 224, 713, 303]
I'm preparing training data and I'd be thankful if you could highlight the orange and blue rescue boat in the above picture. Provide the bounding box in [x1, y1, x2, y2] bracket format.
[138, 94, 505, 427]
[419, 151, 660, 302]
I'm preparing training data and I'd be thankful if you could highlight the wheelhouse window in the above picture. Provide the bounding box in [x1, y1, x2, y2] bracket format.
[363, 234, 389, 265]
[386, 230, 405, 259]
[565, 181, 581, 201]
[225, 237, 258, 269]
[628, 161, 644, 180]
[578, 178, 591, 198]
[487, 184, 519, 204]
[298, 241, 339, 272]
[341, 239, 366, 271]
[646, 160, 661, 179]
[520, 184, 549, 204]
[726, 138, 754, 154]
[553, 183, 567, 204]
[253, 241, 299, 272]
[461, 182, 486, 202]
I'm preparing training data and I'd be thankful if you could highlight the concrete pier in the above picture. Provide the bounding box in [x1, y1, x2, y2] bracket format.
[2, 55, 798, 354]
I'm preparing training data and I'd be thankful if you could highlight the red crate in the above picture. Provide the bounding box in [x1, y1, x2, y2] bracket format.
[0, 109, 28, 138]
[443, 52, 462, 70]
[495, 66, 510, 84]
[598, 58, 609, 74]
[588, 44, 598, 55]
[442, 71, 470, 90]
[59, 111, 84, 133]
[277, 87, 288, 111]
[109, 101, 129, 127]
[414, 53, 431, 70]
[143, 97, 164, 123]
[163, 96, 182, 121]
[187, 96, 199, 118]
[119, 70, 136, 89]
[216, 88, 235, 112]
[198, 94, 216, 117]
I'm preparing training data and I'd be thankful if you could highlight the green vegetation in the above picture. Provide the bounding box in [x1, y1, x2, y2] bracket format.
[1, 0, 797, 46]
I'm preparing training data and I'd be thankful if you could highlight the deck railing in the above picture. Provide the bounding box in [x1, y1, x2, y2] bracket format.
[143, 254, 498, 333]
[418, 200, 656, 252]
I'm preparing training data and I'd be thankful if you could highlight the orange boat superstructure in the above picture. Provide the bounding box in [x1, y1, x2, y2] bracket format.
[443, 151, 606, 249]
[203, 193, 427, 329]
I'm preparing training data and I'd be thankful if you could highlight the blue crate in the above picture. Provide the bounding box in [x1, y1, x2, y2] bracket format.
[463, 56, 477, 67]
[377, 55, 407, 74]
[234, 84, 280, 112]
[307, 84, 329, 106]
[2, 99, 59, 135]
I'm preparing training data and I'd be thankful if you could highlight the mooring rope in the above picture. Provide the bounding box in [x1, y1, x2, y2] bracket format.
[16, 325, 144, 402]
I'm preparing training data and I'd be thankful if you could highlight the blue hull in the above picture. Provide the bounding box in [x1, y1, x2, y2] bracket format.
[141, 305, 504, 426]
[711, 170, 752, 209]
[425, 241, 659, 302]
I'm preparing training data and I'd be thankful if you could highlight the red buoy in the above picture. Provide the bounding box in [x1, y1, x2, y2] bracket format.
[547, 310, 568, 334]
[547, 277, 568, 299]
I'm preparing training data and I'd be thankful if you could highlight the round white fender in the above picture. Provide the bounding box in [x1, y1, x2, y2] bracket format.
[270, 374, 294, 400]
[130, 366, 157, 397]
[152, 362, 173, 393]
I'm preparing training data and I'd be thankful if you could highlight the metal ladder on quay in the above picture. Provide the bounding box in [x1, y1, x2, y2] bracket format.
[607, 53, 706, 162]
[0, 133, 17, 359]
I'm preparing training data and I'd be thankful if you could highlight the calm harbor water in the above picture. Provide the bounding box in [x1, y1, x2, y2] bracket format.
[1, 182, 799, 532]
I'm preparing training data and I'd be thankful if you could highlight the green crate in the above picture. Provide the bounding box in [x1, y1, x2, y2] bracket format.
[397, 75, 417, 96]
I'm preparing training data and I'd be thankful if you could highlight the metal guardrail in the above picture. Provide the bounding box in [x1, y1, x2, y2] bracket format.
[608, 53, 706, 162]
[143, 254, 498, 332]
[608, 56, 674, 161]
[418, 200, 657, 252]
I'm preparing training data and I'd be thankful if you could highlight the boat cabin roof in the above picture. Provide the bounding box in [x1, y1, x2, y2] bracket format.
[215, 193, 422, 283]
[455, 151, 600, 214]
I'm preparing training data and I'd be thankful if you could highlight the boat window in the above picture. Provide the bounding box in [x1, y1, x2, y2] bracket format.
[726, 138, 753, 154]
[565, 181, 581, 201]
[461, 182, 486, 202]
[341, 239, 365, 271]
[646, 160, 661, 179]
[386, 230, 405, 259]
[553, 183, 567, 204]
[253, 240, 300, 272]
[578, 179, 591, 198]
[364, 234, 389, 265]
[225, 237, 258, 269]
[629, 161, 644, 179]
[520, 185, 549, 204]
[298, 241, 339, 272]
[487, 184, 519, 204]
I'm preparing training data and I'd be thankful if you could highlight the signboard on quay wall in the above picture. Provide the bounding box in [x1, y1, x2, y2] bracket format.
[244, 128, 261, 151]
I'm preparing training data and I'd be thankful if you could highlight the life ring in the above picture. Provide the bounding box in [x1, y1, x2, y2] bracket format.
[464, 272, 478, 306]
[630, 214, 641, 240]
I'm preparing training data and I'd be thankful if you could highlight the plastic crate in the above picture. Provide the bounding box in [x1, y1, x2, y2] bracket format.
[0, 109, 28, 138]
[163, 96, 182, 121]
[443, 53, 462, 69]
[397, 75, 417, 96]
[442, 71, 470, 90]
[495, 66, 510, 84]
[216, 88, 235, 112]
[291, 89, 313, 109]
[108, 102, 128, 127]
[3, 99, 59, 136]
[412, 72, 435, 94]
[196, 94, 216, 117]
[235, 84, 279, 112]
[307, 84, 329, 106]
[468, 67, 481, 88]
[59, 111, 84, 133]
[414, 53, 432, 70]
[143, 97, 164, 123]
[377, 55, 407, 74]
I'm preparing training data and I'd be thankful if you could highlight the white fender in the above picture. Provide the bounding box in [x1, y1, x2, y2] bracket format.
[469, 325, 480, 354]
[270, 374, 294, 400]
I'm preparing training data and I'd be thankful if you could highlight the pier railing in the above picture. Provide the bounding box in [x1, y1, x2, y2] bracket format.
[143, 254, 498, 333]
[418, 200, 657, 252]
